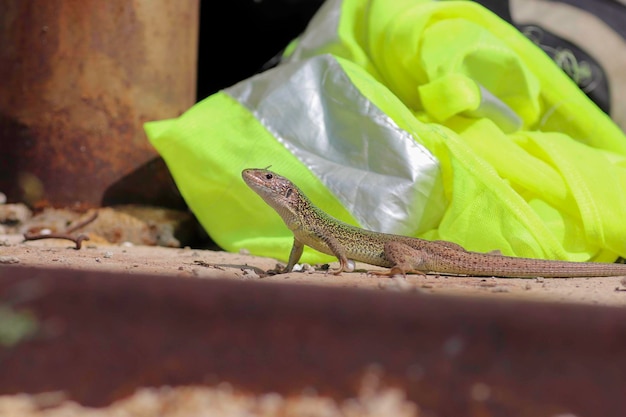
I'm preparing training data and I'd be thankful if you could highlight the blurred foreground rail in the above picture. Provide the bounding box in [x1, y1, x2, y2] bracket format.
[0, 265, 625, 416]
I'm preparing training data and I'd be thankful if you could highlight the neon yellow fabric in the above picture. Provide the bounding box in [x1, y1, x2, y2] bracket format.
[145, 92, 358, 264]
[311, 0, 626, 261]
[146, 0, 626, 264]
[418, 74, 482, 122]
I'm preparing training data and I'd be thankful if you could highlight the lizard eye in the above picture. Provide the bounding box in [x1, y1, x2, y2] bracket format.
[285, 188, 292, 198]
[265, 173, 273, 180]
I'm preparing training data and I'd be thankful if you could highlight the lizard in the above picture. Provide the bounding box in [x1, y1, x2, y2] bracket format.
[242, 168, 626, 278]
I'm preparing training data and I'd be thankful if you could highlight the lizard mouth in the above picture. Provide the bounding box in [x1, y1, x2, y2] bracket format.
[241, 168, 265, 190]
[242, 168, 278, 198]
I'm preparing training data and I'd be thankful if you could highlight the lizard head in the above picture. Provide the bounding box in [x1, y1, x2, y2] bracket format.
[242, 168, 306, 226]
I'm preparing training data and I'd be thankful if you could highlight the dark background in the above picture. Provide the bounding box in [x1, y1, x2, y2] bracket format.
[196, 0, 326, 101]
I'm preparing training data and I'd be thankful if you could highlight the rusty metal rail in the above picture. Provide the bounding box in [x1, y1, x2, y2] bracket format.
[1, 265, 625, 416]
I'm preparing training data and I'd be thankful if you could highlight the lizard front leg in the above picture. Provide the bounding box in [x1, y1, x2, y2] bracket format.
[285, 237, 304, 272]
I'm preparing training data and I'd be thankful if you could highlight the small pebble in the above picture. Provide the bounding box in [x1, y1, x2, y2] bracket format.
[242, 269, 260, 279]
[0, 203, 32, 224]
[346, 259, 356, 272]
[317, 263, 330, 271]
[239, 248, 251, 255]
[0, 256, 19, 264]
[0, 192, 6, 204]
[121, 241, 134, 247]
[103, 251, 113, 259]
[95, 257, 101, 263]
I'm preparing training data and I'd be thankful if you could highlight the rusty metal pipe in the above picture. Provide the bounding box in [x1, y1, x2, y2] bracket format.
[0, 1, 199, 207]
[1, 265, 625, 416]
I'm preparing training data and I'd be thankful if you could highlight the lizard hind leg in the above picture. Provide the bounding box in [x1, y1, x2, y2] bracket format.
[368, 241, 428, 277]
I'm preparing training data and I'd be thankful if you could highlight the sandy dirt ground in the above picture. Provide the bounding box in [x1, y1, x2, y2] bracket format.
[2, 233, 626, 307]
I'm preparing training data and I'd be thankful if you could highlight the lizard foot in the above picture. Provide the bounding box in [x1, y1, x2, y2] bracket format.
[368, 266, 426, 278]
[329, 258, 354, 275]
